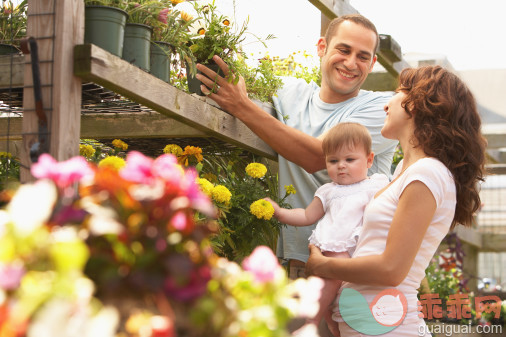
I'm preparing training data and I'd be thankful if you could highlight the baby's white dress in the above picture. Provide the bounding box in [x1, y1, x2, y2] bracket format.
[308, 173, 389, 256]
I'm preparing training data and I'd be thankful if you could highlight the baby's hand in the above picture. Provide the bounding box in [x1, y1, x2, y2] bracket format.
[263, 197, 280, 218]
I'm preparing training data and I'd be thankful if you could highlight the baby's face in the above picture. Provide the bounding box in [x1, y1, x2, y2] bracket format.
[325, 144, 373, 185]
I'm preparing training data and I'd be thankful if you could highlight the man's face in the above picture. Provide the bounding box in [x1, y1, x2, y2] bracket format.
[318, 21, 377, 103]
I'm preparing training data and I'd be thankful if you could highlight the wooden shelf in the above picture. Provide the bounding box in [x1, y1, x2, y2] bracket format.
[73, 44, 276, 160]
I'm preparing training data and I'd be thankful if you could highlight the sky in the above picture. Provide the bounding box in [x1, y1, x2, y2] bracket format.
[218, 0, 506, 71]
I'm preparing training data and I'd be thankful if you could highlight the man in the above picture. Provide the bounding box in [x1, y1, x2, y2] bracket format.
[195, 14, 398, 278]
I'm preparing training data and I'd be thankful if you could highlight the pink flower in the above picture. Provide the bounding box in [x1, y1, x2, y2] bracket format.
[242, 246, 281, 283]
[152, 154, 183, 185]
[120, 151, 155, 184]
[0, 263, 25, 290]
[179, 169, 215, 217]
[170, 211, 188, 231]
[31, 154, 93, 188]
[158, 8, 170, 24]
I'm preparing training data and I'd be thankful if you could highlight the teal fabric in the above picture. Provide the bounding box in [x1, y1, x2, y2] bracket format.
[273, 77, 398, 263]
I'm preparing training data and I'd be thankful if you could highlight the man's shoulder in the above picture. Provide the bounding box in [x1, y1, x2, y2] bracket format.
[277, 77, 317, 95]
[357, 89, 394, 103]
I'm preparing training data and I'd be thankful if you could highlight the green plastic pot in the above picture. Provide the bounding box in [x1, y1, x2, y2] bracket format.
[123, 23, 152, 72]
[84, 5, 128, 57]
[150, 41, 172, 83]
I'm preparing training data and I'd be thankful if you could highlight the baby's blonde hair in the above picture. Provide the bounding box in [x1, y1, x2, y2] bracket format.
[322, 122, 372, 156]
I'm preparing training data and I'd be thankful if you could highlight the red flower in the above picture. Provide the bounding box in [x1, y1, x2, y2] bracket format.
[158, 8, 170, 24]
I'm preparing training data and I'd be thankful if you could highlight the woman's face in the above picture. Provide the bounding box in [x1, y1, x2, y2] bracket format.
[381, 92, 411, 140]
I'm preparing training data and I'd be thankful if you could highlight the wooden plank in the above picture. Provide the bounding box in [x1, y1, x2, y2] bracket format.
[453, 225, 483, 249]
[0, 114, 205, 139]
[486, 164, 506, 175]
[21, 0, 55, 181]
[21, 0, 84, 182]
[74, 44, 276, 160]
[481, 232, 506, 252]
[0, 54, 24, 88]
[80, 113, 205, 139]
[482, 123, 506, 149]
[51, 0, 84, 161]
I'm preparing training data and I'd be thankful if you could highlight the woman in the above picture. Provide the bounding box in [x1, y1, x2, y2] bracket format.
[305, 65, 487, 336]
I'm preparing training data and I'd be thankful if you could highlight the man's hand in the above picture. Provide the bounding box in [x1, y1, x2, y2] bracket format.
[195, 55, 251, 118]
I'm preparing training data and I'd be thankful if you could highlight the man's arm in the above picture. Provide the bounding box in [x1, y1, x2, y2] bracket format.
[195, 56, 326, 173]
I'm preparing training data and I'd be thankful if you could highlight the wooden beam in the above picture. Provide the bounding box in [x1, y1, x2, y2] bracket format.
[73, 44, 276, 160]
[481, 232, 506, 252]
[453, 226, 482, 248]
[482, 123, 506, 149]
[21, 0, 84, 182]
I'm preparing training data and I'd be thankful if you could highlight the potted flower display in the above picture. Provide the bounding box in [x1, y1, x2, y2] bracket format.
[0, 0, 27, 54]
[150, 0, 194, 82]
[84, 0, 129, 57]
[177, 0, 272, 96]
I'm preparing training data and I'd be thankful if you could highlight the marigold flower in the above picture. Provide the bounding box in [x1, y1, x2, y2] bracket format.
[79, 144, 95, 158]
[0, 152, 12, 158]
[163, 144, 183, 156]
[285, 184, 296, 195]
[112, 139, 128, 151]
[211, 185, 231, 204]
[178, 146, 203, 166]
[245, 163, 267, 179]
[98, 156, 126, 171]
[197, 178, 214, 197]
[250, 199, 274, 220]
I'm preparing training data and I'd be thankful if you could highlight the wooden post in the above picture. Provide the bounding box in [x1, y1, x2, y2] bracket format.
[21, 0, 84, 182]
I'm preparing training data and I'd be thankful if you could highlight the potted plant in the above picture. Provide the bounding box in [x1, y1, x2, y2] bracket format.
[84, 0, 129, 57]
[149, 0, 194, 82]
[0, 0, 27, 54]
[178, 0, 273, 96]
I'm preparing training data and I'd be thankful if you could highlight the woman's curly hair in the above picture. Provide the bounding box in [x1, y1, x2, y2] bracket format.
[397, 66, 487, 229]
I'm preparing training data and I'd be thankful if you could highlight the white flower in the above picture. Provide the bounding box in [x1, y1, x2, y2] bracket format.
[8, 180, 57, 237]
[189, 19, 207, 38]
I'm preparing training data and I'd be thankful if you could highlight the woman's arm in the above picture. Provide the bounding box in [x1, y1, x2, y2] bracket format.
[305, 180, 437, 287]
[267, 197, 325, 227]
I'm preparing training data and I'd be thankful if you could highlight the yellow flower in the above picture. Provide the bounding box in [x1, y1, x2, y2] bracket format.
[180, 11, 193, 22]
[250, 199, 275, 220]
[112, 139, 128, 151]
[170, 0, 185, 4]
[285, 184, 296, 195]
[98, 156, 126, 171]
[197, 178, 214, 197]
[212, 185, 232, 204]
[79, 144, 95, 158]
[0, 152, 12, 158]
[163, 144, 183, 156]
[245, 163, 267, 179]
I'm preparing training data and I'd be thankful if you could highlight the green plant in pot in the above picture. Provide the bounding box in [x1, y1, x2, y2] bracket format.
[84, 0, 128, 9]
[177, 0, 273, 96]
[84, 0, 129, 57]
[150, 0, 194, 82]
[0, 0, 27, 52]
